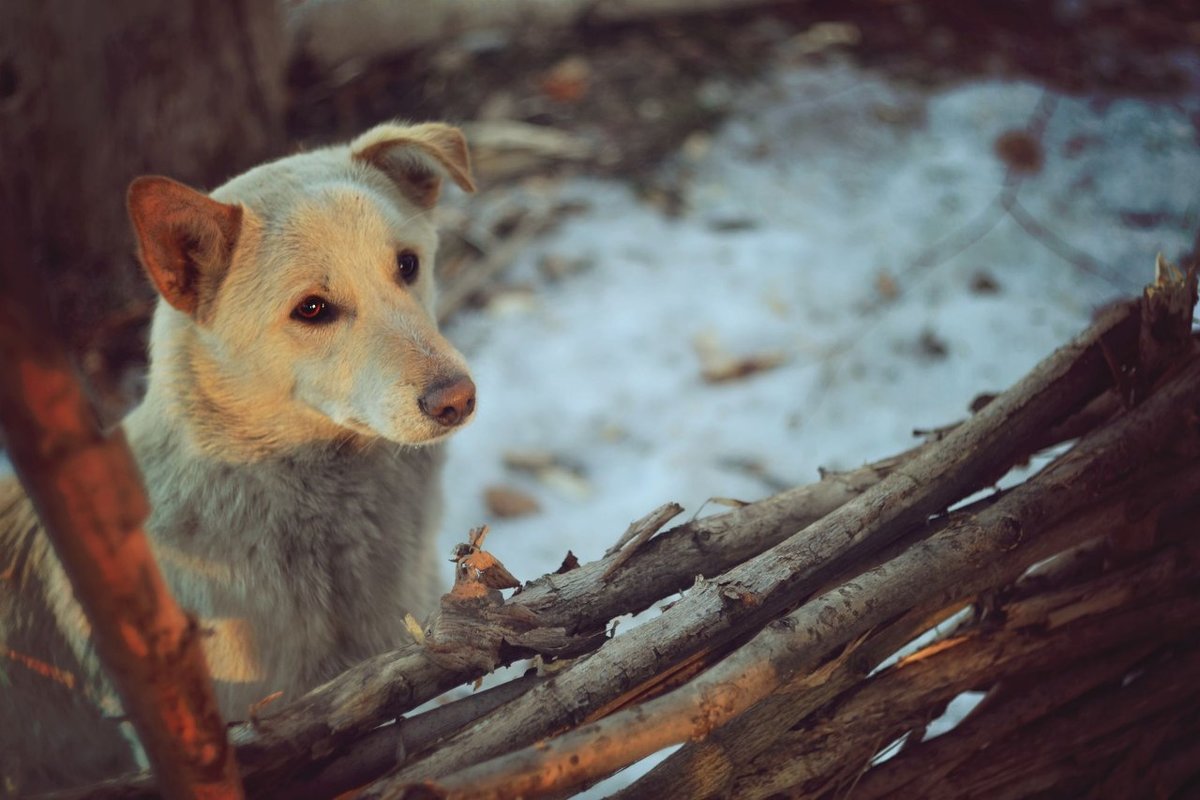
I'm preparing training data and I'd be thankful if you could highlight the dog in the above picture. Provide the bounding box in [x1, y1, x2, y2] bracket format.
[0, 121, 477, 795]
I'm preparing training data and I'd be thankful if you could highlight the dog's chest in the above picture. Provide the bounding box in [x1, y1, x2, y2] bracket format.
[134, 438, 445, 709]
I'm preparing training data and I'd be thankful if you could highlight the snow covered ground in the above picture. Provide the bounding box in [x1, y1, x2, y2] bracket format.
[434, 57, 1200, 793]
[438, 58, 1199, 581]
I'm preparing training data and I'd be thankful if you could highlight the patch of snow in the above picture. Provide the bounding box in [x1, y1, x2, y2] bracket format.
[440, 60, 1200, 587]
[871, 604, 974, 677]
[923, 689, 989, 741]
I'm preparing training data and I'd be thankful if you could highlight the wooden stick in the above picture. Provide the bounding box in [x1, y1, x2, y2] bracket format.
[425, 452, 1200, 800]
[279, 672, 545, 800]
[913, 645, 1200, 799]
[0, 194, 242, 797]
[601, 502, 684, 580]
[749, 642, 1163, 800]
[365, 345, 1200, 796]
[735, 542, 1200, 798]
[58, 674, 548, 800]
[74, 433, 924, 799]
[291, 0, 787, 70]
[603, 273, 1197, 799]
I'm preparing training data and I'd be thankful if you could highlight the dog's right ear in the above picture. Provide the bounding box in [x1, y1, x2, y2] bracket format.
[127, 176, 243, 319]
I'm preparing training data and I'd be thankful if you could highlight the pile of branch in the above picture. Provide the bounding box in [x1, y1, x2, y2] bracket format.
[58, 259, 1200, 800]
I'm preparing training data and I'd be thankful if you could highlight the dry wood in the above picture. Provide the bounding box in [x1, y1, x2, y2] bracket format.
[366, 342, 1200, 795]
[289, 0, 783, 71]
[739, 489, 1200, 800]
[614, 269, 1198, 799]
[65, 435, 917, 800]
[734, 540, 1200, 798]
[0, 193, 242, 798]
[58, 674, 546, 800]
[601, 502, 684, 580]
[279, 672, 545, 800]
[159, 430, 927, 796]
[748, 643, 1162, 800]
[911, 644, 1200, 799]
[658, 504, 1195, 798]
[1086, 726, 1200, 800]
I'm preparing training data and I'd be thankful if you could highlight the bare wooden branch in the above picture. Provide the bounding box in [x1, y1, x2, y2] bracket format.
[55, 674, 546, 800]
[910, 644, 1200, 800]
[290, 0, 785, 71]
[395, 426, 1200, 798]
[750, 642, 1162, 800]
[0, 195, 242, 797]
[365, 318, 1200, 797]
[658, 511, 1194, 799]
[186, 433, 926, 794]
[734, 541, 1200, 798]
[280, 672, 545, 800]
[602, 502, 684, 580]
[608, 270, 1199, 799]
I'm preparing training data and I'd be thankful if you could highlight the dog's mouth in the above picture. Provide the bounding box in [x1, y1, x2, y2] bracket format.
[408, 415, 475, 446]
[299, 395, 474, 447]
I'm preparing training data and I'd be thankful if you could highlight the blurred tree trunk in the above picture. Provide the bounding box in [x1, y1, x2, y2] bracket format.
[290, 0, 782, 71]
[0, 0, 285, 423]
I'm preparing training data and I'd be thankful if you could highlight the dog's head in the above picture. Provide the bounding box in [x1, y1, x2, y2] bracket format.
[127, 122, 478, 453]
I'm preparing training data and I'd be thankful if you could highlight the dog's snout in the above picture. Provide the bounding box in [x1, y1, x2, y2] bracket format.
[418, 376, 476, 427]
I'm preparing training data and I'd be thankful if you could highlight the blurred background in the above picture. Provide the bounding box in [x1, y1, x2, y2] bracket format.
[3, 0, 1199, 618]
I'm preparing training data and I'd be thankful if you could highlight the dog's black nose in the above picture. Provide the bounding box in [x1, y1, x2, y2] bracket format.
[418, 376, 476, 427]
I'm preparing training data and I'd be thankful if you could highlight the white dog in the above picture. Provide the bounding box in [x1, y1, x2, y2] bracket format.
[0, 122, 477, 794]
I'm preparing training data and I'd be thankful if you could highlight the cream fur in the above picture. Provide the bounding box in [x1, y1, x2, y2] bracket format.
[0, 122, 476, 795]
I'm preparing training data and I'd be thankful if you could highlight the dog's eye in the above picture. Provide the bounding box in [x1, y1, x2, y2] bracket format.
[292, 295, 335, 324]
[397, 251, 420, 285]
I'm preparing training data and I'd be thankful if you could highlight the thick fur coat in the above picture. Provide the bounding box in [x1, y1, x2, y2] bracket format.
[0, 122, 476, 795]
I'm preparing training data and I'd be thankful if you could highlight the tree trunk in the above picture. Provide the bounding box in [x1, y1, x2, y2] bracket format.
[0, 0, 285, 423]
[289, 0, 787, 71]
[0, 2, 284, 796]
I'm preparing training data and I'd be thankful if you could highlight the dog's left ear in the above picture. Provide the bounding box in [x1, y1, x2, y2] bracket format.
[351, 122, 476, 209]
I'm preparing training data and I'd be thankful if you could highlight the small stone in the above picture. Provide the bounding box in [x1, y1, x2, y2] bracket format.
[484, 485, 541, 518]
[994, 130, 1044, 174]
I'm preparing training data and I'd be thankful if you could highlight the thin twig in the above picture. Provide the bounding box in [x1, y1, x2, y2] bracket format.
[602, 502, 685, 580]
